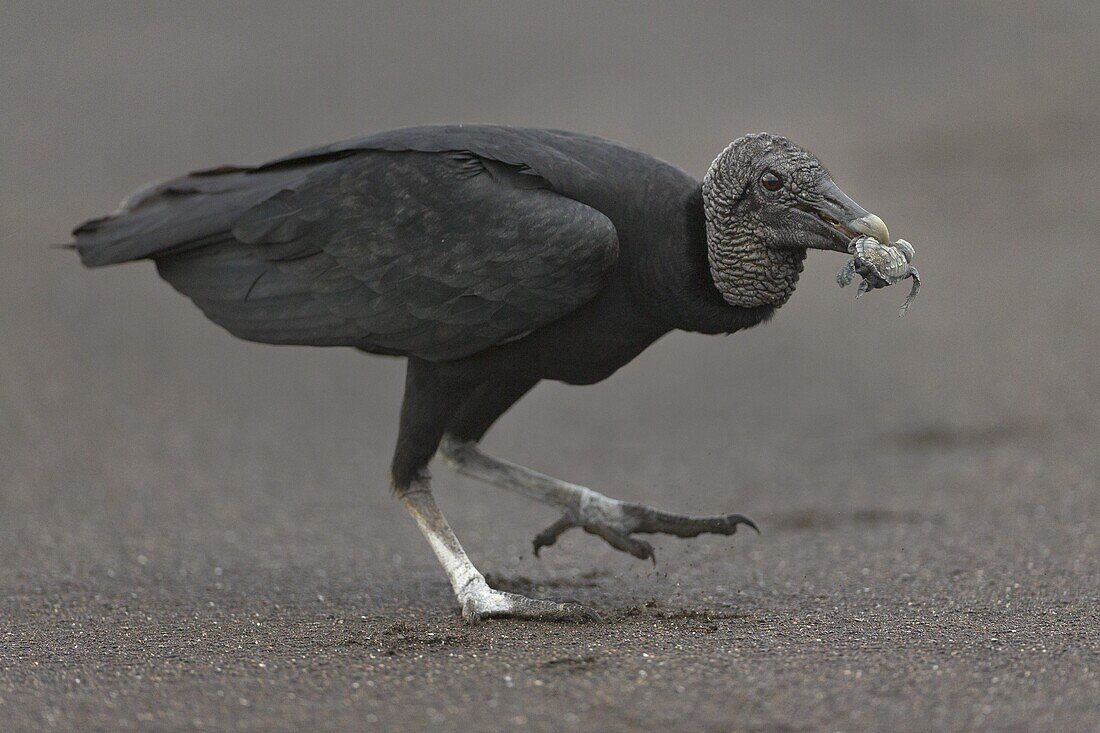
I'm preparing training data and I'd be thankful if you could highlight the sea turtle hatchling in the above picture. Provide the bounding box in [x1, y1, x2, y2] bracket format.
[836, 235, 922, 316]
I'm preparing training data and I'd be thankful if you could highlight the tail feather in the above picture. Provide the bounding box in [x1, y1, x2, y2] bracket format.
[71, 164, 317, 268]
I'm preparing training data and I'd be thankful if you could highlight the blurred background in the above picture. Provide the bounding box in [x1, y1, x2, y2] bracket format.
[1, 2, 1097, 729]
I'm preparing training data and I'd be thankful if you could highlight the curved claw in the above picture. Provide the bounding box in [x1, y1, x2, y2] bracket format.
[625, 505, 759, 538]
[740, 514, 761, 534]
[532, 516, 576, 557]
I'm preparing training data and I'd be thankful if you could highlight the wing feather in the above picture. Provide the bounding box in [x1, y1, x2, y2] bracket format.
[139, 148, 617, 360]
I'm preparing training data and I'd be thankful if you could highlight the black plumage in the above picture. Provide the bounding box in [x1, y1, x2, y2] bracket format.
[74, 125, 888, 620]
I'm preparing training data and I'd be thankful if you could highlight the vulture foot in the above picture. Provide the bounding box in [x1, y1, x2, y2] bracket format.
[461, 584, 601, 624]
[532, 504, 757, 562]
[439, 436, 758, 564]
[400, 480, 600, 625]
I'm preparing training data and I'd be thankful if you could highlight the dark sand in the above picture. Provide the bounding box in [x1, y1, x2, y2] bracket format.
[2, 3, 1097, 730]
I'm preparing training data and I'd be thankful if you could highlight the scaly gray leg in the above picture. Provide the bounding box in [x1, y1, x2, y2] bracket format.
[400, 480, 600, 623]
[394, 362, 598, 623]
[439, 436, 757, 562]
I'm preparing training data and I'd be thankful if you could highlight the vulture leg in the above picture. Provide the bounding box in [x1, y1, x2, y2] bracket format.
[440, 438, 756, 562]
[440, 384, 757, 562]
[400, 485, 598, 623]
[394, 361, 597, 623]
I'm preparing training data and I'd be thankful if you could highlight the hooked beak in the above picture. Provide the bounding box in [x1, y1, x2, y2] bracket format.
[805, 179, 890, 251]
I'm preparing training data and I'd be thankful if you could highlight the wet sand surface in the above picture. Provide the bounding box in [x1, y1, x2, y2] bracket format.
[2, 3, 1098, 730]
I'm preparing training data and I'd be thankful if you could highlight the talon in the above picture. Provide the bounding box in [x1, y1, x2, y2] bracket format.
[532, 515, 576, 557]
[727, 513, 760, 534]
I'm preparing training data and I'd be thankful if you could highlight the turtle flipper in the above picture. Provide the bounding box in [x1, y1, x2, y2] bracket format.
[837, 260, 858, 288]
[898, 268, 921, 316]
[856, 279, 874, 298]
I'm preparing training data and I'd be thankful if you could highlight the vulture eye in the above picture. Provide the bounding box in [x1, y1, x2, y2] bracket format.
[760, 171, 783, 192]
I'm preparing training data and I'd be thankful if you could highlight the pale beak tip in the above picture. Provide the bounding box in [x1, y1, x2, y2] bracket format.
[849, 214, 891, 244]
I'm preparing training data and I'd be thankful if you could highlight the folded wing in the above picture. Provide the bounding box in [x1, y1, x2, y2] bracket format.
[74, 134, 619, 361]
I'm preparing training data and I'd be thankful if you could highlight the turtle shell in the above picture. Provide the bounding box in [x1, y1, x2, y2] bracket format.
[851, 236, 910, 281]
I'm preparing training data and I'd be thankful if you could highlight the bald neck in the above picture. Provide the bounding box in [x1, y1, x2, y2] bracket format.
[699, 135, 807, 309]
[704, 224, 807, 308]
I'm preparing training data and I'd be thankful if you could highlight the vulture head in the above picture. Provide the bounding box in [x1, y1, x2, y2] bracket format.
[701, 133, 889, 309]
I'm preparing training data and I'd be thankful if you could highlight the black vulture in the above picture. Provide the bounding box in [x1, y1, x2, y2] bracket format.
[72, 125, 891, 622]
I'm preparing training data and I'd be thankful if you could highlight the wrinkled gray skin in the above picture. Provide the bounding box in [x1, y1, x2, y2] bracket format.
[837, 236, 922, 316]
[702, 133, 889, 309]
